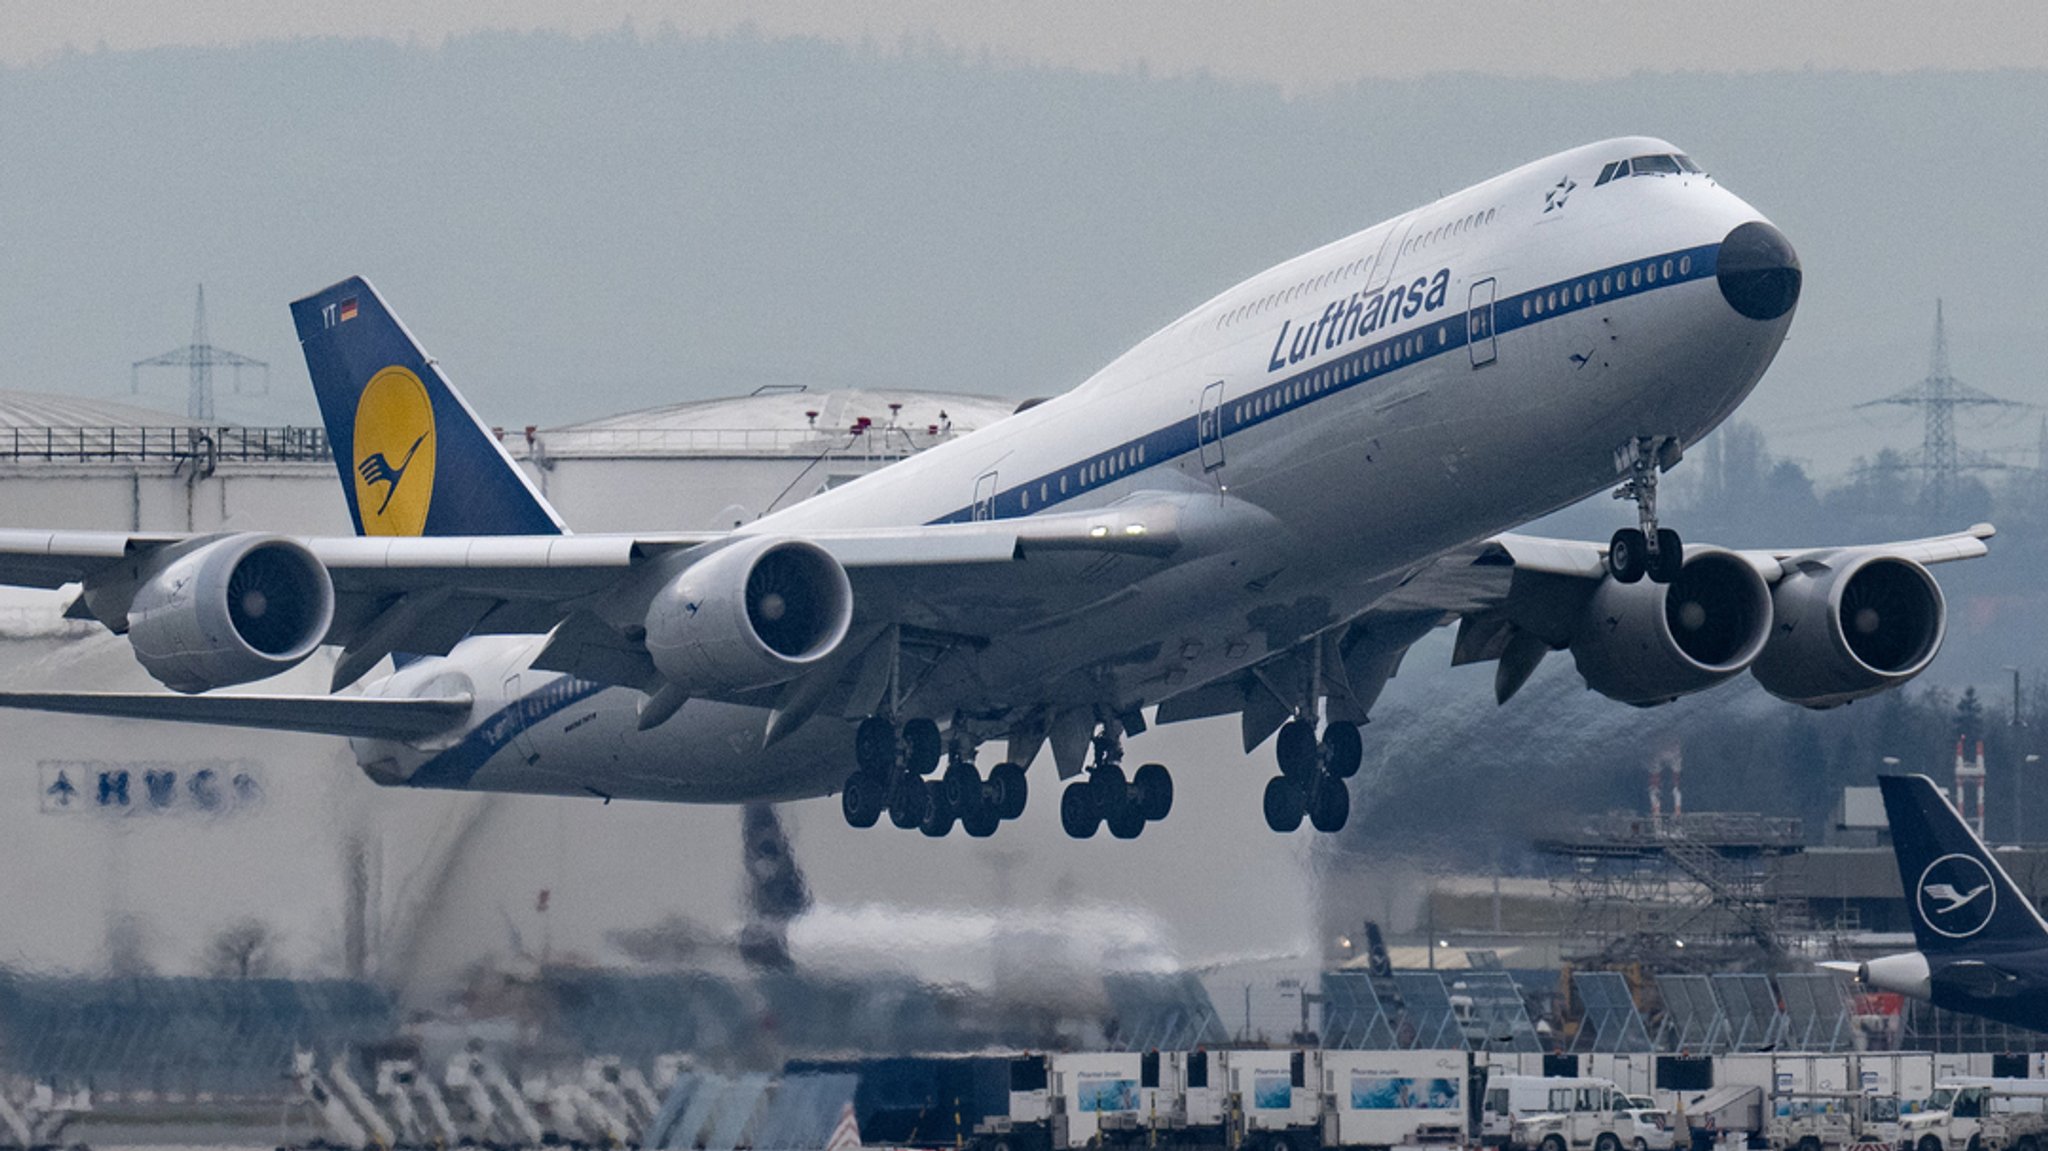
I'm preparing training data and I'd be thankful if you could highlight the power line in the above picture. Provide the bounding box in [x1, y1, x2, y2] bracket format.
[1853, 298, 2027, 512]
[131, 285, 269, 422]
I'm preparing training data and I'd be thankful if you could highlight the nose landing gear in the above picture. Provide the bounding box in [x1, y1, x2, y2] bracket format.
[1263, 718, 1360, 833]
[1609, 436, 1684, 584]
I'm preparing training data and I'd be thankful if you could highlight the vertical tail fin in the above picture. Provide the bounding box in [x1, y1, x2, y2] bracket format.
[289, 277, 566, 538]
[1879, 773, 2048, 953]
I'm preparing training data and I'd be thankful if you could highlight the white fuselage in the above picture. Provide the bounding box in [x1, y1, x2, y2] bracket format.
[350, 136, 1796, 802]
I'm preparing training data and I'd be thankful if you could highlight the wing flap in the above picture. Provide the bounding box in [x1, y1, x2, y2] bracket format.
[0, 690, 472, 741]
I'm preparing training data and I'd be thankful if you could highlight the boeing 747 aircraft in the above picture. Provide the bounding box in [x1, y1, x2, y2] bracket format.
[1825, 775, 2048, 1033]
[0, 138, 1993, 839]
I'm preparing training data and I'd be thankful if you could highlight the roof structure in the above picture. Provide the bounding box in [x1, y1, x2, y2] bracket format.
[528, 386, 1019, 459]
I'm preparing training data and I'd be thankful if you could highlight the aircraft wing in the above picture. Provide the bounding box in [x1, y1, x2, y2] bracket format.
[0, 690, 474, 741]
[1158, 522, 1995, 750]
[0, 497, 1189, 693]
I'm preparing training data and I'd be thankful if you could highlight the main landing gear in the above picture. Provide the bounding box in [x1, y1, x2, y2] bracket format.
[1059, 724, 1174, 841]
[1608, 435, 1684, 584]
[839, 716, 1027, 839]
[1262, 718, 1359, 833]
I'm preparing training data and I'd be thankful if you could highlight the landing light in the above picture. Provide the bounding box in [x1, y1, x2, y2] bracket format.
[1090, 526, 1109, 538]
[1124, 524, 1146, 536]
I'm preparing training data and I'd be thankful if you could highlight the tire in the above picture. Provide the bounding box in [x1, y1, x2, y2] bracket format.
[855, 715, 897, 774]
[1634, 1139, 1648, 1151]
[1797, 1138, 1820, 1151]
[1107, 796, 1146, 839]
[1596, 1134, 1621, 1151]
[841, 772, 883, 829]
[1061, 783, 1101, 839]
[1308, 774, 1351, 833]
[1133, 763, 1173, 821]
[1920, 1137, 1944, 1151]
[1322, 722, 1362, 779]
[1542, 1136, 1567, 1151]
[1263, 775, 1304, 833]
[2015, 1138, 2037, 1151]
[1091, 761, 1128, 804]
[1966, 1136, 1983, 1151]
[889, 776, 930, 829]
[962, 805, 1001, 838]
[1276, 720, 1318, 782]
[942, 760, 982, 812]
[1650, 528, 1684, 583]
[1608, 527, 1647, 583]
[990, 762, 1028, 820]
[902, 718, 943, 775]
[920, 788, 957, 837]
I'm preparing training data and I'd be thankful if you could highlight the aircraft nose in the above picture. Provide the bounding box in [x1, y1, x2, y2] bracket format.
[1717, 220, 1801, 321]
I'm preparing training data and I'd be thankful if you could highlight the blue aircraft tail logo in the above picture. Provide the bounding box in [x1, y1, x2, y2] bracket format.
[1918, 853, 1998, 939]
[358, 432, 428, 516]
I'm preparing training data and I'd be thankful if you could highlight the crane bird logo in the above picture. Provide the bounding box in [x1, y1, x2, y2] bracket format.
[1917, 853, 1998, 939]
[350, 366, 438, 536]
[359, 433, 428, 515]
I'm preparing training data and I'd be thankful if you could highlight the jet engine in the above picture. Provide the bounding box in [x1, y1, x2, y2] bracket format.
[1751, 555, 1946, 709]
[126, 534, 336, 693]
[643, 536, 854, 695]
[1570, 547, 1774, 707]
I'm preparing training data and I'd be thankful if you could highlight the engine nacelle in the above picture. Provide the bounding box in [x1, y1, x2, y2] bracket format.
[126, 535, 336, 693]
[643, 536, 853, 695]
[1859, 951, 1932, 999]
[1751, 555, 1946, 708]
[1570, 547, 1774, 707]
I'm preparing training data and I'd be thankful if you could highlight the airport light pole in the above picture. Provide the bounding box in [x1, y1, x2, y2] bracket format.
[2021, 754, 2041, 846]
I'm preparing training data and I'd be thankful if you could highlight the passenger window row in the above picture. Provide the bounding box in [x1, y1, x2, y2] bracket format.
[1518, 253, 1695, 320]
[1596, 153, 1704, 186]
[1216, 206, 1496, 331]
[1229, 325, 1441, 428]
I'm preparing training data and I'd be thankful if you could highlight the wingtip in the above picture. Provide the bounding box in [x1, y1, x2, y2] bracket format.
[1971, 522, 1997, 540]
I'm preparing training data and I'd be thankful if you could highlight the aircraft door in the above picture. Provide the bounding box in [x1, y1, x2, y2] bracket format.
[1197, 381, 1226, 472]
[502, 673, 538, 762]
[1468, 277, 1498, 367]
[973, 470, 999, 521]
[1362, 216, 1415, 293]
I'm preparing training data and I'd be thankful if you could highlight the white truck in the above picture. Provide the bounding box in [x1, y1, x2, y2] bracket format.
[1765, 1090, 1900, 1151]
[1493, 1075, 1674, 1151]
[1228, 1050, 1324, 1151]
[975, 1051, 1227, 1151]
[1318, 1050, 1473, 1151]
[1898, 1079, 2048, 1151]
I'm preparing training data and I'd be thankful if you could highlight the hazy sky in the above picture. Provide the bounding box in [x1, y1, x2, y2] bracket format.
[12, 1, 2048, 88]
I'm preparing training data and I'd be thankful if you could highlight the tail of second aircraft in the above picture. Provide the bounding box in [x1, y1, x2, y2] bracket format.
[1880, 773, 2048, 953]
[290, 278, 566, 538]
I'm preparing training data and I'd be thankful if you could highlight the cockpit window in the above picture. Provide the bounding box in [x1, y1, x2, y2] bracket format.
[1596, 153, 1705, 187]
[1675, 154, 1704, 173]
[1633, 154, 1682, 176]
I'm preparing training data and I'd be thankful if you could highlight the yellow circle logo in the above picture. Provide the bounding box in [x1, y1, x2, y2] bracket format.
[352, 366, 437, 536]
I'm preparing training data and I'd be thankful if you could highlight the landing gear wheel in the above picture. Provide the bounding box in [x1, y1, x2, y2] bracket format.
[941, 760, 981, 813]
[1308, 774, 1351, 833]
[841, 772, 884, 829]
[901, 718, 942, 775]
[989, 762, 1027, 820]
[1647, 527, 1684, 583]
[1276, 720, 1318, 783]
[855, 716, 897, 774]
[1060, 784, 1101, 839]
[1608, 528, 1647, 583]
[962, 805, 1001, 838]
[1106, 796, 1145, 840]
[889, 777, 930, 830]
[1133, 763, 1173, 821]
[1090, 761, 1127, 804]
[1322, 722, 1362, 779]
[920, 788, 956, 838]
[1263, 776, 1304, 833]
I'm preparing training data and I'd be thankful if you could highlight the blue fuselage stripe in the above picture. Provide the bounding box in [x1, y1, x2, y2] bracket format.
[929, 242, 1720, 526]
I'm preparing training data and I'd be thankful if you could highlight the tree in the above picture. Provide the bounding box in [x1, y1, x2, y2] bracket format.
[1956, 687, 1986, 746]
[204, 919, 276, 979]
